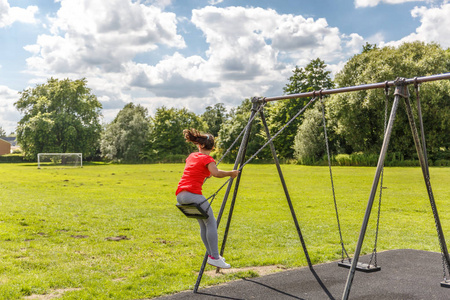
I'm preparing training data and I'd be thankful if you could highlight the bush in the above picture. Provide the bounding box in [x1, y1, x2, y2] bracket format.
[295, 152, 450, 167]
[0, 154, 24, 163]
[151, 154, 186, 164]
[334, 153, 378, 166]
[433, 160, 450, 167]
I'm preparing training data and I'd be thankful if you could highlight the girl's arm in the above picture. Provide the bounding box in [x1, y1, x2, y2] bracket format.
[208, 162, 239, 178]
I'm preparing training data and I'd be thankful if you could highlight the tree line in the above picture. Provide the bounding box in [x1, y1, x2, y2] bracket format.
[10, 42, 450, 165]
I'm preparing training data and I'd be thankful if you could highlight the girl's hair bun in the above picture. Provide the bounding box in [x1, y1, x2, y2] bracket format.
[183, 128, 214, 150]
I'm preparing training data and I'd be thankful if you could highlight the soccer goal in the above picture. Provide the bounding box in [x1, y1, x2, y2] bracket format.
[37, 153, 83, 169]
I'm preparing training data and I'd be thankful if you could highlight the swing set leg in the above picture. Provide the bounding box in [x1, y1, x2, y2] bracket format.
[260, 110, 312, 268]
[404, 91, 450, 288]
[342, 83, 403, 300]
[194, 102, 259, 292]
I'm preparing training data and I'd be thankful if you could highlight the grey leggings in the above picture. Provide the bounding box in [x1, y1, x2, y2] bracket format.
[177, 191, 219, 258]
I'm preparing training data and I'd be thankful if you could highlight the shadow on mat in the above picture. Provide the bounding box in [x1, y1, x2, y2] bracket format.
[196, 266, 335, 300]
[240, 266, 335, 300]
[242, 278, 306, 299]
[309, 266, 335, 300]
[195, 292, 244, 300]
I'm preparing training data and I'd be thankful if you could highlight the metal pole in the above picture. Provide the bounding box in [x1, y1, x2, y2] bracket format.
[414, 83, 430, 177]
[262, 73, 450, 102]
[193, 101, 259, 292]
[259, 108, 313, 268]
[342, 79, 407, 300]
[217, 100, 260, 271]
[403, 94, 450, 273]
[217, 101, 259, 265]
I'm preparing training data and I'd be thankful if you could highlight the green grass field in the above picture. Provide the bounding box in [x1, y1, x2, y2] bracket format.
[0, 163, 449, 299]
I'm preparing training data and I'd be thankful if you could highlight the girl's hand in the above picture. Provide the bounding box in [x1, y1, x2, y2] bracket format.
[208, 162, 239, 179]
[230, 170, 239, 178]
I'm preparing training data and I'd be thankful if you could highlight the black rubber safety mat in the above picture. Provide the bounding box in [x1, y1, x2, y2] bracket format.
[156, 249, 450, 300]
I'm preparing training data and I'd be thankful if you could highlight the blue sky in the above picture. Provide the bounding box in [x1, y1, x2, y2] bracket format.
[1, 0, 449, 134]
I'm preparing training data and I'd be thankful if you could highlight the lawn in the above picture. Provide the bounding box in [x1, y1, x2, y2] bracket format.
[0, 163, 449, 299]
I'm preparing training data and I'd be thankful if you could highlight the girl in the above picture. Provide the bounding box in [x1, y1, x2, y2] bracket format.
[176, 129, 239, 269]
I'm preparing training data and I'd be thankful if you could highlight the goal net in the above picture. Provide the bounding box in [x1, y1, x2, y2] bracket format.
[37, 153, 83, 169]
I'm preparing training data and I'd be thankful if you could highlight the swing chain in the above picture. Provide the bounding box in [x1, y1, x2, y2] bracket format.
[424, 161, 449, 280]
[319, 92, 351, 263]
[413, 79, 449, 281]
[238, 96, 316, 171]
[423, 142, 449, 282]
[201, 99, 267, 202]
[367, 83, 390, 268]
[216, 99, 266, 166]
[200, 100, 267, 212]
[202, 177, 232, 211]
[201, 95, 305, 217]
[442, 252, 448, 282]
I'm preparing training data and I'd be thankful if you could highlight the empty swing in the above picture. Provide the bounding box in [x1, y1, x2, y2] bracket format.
[319, 87, 390, 273]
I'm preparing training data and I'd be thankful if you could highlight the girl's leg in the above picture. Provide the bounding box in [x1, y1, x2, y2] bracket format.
[177, 191, 220, 258]
[198, 203, 219, 259]
[196, 219, 212, 255]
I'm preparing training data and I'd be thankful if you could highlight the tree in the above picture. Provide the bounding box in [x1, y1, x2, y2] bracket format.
[293, 103, 326, 163]
[201, 103, 227, 137]
[362, 42, 378, 53]
[216, 98, 271, 163]
[101, 103, 150, 161]
[267, 58, 334, 159]
[15, 78, 102, 160]
[0, 126, 6, 137]
[328, 41, 450, 160]
[141, 106, 206, 161]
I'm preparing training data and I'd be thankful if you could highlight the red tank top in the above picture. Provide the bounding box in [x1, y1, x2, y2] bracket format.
[176, 152, 215, 195]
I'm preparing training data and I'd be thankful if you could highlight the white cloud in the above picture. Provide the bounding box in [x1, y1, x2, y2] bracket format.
[25, 0, 185, 74]
[367, 32, 386, 46]
[355, 0, 425, 8]
[189, 6, 352, 101]
[126, 53, 219, 98]
[344, 33, 365, 54]
[209, 0, 225, 4]
[327, 61, 347, 77]
[0, 85, 21, 134]
[147, 0, 173, 9]
[0, 0, 38, 27]
[0, 85, 19, 109]
[23, 44, 40, 54]
[21, 3, 369, 124]
[191, 6, 342, 79]
[388, 3, 450, 48]
[22, 0, 190, 121]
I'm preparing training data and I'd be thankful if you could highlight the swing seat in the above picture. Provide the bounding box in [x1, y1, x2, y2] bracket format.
[440, 280, 450, 288]
[176, 203, 209, 219]
[338, 261, 381, 273]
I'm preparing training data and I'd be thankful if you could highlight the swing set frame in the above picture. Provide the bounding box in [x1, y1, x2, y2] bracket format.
[191, 73, 450, 300]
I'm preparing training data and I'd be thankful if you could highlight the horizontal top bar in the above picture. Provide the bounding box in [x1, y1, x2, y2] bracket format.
[262, 73, 450, 102]
[37, 153, 82, 155]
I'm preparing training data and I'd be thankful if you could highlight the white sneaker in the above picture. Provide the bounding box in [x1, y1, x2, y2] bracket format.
[207, 256, 231, 269]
